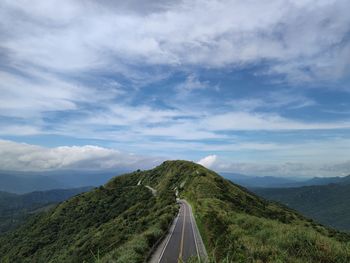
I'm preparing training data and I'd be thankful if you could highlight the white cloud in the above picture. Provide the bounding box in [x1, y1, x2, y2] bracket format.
[176, 74, 211, 92]
[0, 0, 349, 175]
[0, 139, 163, 171]
[1, 0, 349, 81]
[228, 90, 316, 111]
[203, 111, 350, 131]
[0, 0, 349, 141]
[212, 159, 350, 177]
[197, 155, 217, 168]
[0, 69, 121, 119]
[0, 139, 348, 177]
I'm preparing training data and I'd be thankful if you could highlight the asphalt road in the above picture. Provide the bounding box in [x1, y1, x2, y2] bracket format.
[158, 200, 199, 263]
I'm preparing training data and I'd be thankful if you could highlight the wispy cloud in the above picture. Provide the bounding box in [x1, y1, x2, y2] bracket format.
[212, 157, 350, 177]
[1, 139, 348, 177]
[1, 0, 349, 81]
[0, 1, 349, 177]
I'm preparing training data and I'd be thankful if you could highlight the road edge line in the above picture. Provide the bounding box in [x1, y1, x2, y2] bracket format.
[179, 202, 186, 260]
[157, 209, 180, 263]
[189, 202, 200, 261]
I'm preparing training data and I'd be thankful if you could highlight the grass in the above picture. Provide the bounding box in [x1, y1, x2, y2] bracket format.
[254, 183, 350, 231]
[1, 160, 350, 262]
[0, 170, 177, 263]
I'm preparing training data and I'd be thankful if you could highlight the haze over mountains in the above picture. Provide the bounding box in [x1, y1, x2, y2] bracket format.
[0, 170, 125, 194]
[254, 176, 350, 231]
[2, 168, 349, 195]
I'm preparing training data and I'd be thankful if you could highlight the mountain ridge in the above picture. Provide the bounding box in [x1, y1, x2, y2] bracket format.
[254, 182, 350, 231]
[0, 160, 349, 262]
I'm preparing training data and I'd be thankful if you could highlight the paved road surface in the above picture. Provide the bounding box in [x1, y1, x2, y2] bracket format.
[151, 200, 201, 263]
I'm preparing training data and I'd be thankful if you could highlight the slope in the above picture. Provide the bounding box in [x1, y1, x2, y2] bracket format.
[254, 183, 350, 231]
[0, 171, 177, 263]
[0, 161, 350, 263]
[0, 187, 92, 234]
[140, 161, 350, 262]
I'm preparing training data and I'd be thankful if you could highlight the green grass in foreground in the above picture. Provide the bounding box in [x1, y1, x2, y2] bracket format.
[142, 160, 350, 263]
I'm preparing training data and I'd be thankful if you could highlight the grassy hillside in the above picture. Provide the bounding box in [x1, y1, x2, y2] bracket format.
[0, 187, 92, 234]
[1, 161, 349, 263]
[254, 183, 350, 232]
[140, 161, 350, 262]
[0, 171, 177, 263]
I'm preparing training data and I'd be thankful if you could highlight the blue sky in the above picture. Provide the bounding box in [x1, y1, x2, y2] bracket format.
[0, 0, 349, 177]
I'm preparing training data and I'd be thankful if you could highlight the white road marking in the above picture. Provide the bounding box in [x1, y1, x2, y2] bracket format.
[157, 207, 181, 263]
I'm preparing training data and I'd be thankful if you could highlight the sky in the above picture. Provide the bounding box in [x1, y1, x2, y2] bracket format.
[0, 0, 349, 177]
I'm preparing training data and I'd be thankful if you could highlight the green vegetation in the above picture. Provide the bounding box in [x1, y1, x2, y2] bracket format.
[0, 187, 92, 234]
[0, 171, 177, 262]
[254, 183, 350, 231]
[140, 161, 350, 262]
[1, 160, 349, 262]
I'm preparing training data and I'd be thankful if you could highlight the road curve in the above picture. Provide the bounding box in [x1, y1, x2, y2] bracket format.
[149, 200, 206, 263]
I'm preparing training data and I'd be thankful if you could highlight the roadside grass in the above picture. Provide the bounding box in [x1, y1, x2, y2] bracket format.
[134, 160, 350, 262]
[2, 160, 350, 263]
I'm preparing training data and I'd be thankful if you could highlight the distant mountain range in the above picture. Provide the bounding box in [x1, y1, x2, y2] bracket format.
[221, 172, 350, 188]
[0, 187, 92, 234]
[0, 170, 126, 194]
[1, 161, 349, 262]
[1, 169, 348, 194]
[0, 172, 66, 194]
[253, 176, 350, 231]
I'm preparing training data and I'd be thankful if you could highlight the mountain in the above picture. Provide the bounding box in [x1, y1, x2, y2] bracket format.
[222, 172, 350, 188]
[253, 182, 350, 232]
[221, 172, 305, 188]
[0, 161, 349, 263]
[0, 171, 66, 194]
[0, 170, 125, 194]
[300, 175, 350, 186]
[50, 169, 126, 188]
[0, 168, 177, 263]
[0, 187, 93, 234]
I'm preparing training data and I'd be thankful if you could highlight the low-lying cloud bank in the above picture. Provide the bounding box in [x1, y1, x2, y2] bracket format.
[1, 140, 349, 177]
[198, 155, 350, 178]
[0, 139, 164, 171]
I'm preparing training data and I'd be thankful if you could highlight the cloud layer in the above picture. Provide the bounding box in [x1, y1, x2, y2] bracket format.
[1, 0, 349, 80]
[0, 140, 163, 171]
[0, 1, 349, 176]
[1, 139, 349, 177]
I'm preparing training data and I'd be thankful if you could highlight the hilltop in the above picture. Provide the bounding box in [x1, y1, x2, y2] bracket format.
[1, 161, 350, 262]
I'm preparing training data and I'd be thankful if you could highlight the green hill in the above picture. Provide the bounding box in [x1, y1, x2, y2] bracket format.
[253, 183, 350, 232]
[1, 161, 350, 263]
[0, 187, 92, 234]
